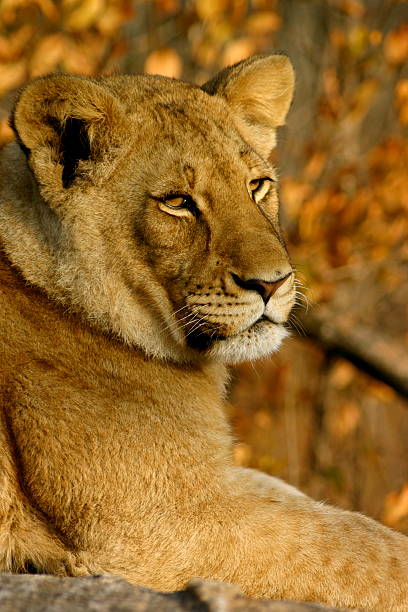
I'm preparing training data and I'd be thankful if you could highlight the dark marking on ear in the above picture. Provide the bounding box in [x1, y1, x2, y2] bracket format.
[60, 118, 91, 189]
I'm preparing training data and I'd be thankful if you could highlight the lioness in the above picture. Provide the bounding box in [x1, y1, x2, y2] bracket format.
[0, 54, 407, 611]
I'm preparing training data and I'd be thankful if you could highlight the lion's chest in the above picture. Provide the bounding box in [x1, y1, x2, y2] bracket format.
[6, 354, 229, 550]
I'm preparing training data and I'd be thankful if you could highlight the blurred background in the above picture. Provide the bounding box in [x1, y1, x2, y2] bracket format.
[0, 0, 407, 532]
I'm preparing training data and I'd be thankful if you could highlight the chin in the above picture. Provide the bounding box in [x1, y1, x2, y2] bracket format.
[206, 320, 290, 364]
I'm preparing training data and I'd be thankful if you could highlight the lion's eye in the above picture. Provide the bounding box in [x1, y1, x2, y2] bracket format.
[158, 194, 195, 217]
[249, 178, 273, 203]
[163, 196, 189, 209]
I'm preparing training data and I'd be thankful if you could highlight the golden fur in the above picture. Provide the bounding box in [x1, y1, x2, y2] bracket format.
[0, 55, 407, 611]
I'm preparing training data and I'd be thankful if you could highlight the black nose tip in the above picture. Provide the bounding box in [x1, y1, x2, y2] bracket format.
[231, 272, 292, 303]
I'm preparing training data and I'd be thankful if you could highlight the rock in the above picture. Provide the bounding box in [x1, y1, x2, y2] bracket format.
[0, 573, 353, 611]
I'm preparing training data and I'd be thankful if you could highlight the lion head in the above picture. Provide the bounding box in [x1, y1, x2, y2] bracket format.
[2, 54, 295, 363]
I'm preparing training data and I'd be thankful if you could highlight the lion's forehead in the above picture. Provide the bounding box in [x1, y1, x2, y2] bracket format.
[103, 74, 247, 154]
[142, 101, 241, 154]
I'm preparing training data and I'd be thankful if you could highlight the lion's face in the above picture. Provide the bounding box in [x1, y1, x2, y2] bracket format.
[8, 55, 295, 363]
[122, 94, 295, 362]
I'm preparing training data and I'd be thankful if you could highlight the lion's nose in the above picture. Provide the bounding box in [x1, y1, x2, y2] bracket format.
[231, 271, 293, 304]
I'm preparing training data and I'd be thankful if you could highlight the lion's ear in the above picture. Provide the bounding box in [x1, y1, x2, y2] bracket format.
[202, 54, 294, 158]
[11, 74, 127, 190]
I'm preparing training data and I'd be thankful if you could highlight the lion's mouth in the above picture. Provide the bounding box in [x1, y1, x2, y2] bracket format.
[249, 315, 281, 330]
[185, 315, 278, 352]
[186, 328, 227, 351]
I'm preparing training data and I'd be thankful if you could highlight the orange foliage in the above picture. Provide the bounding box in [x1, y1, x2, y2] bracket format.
[0, 0, 131, 95]
[383, 485, 408, 528]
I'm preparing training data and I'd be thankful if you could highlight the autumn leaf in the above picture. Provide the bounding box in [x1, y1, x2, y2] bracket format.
[0, 119, 14, 145]
[63, 0, 104, 32]
[338, 0, 365, 18]
[144, 48, 182, 79]
[29, 33, 66, 77]
[384, 24, 408, 66]
[395, 79, 408, 125]
[221, 38, 256, 67]
[195, 0, 228, 21]
[383, 484, 408, 527]
[0, 25, 34, 62]
[245, 11, 281, 36]
[0, 60, 26, 95]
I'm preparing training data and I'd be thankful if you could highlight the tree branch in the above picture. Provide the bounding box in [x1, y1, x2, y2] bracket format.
[299, 308, 408, 398]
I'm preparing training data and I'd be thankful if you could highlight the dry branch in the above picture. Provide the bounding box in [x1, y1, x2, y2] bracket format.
[299, 307, 408, 398]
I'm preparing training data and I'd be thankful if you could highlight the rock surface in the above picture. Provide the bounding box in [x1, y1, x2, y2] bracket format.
[0, 573, 353, 612]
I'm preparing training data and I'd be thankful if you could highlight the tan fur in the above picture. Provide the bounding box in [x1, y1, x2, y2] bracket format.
[0, 55, 407, 611]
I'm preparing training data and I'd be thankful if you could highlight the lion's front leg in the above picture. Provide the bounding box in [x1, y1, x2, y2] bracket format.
[219, 468, 408, 611]
[150, 468, 408, 612]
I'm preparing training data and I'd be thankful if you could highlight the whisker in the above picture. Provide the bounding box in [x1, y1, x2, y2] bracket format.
[157, 295, 205, 336]
[158, 309, 193, 335]
[288, 319, 301, 336]
[184, 319, 207, 339]
[288, 313, 307, 337]
[159, 313, 198, 339]
[172, 303, 192, 317]
[293, 283, 313, 312]
[250, 361, 261, 381]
